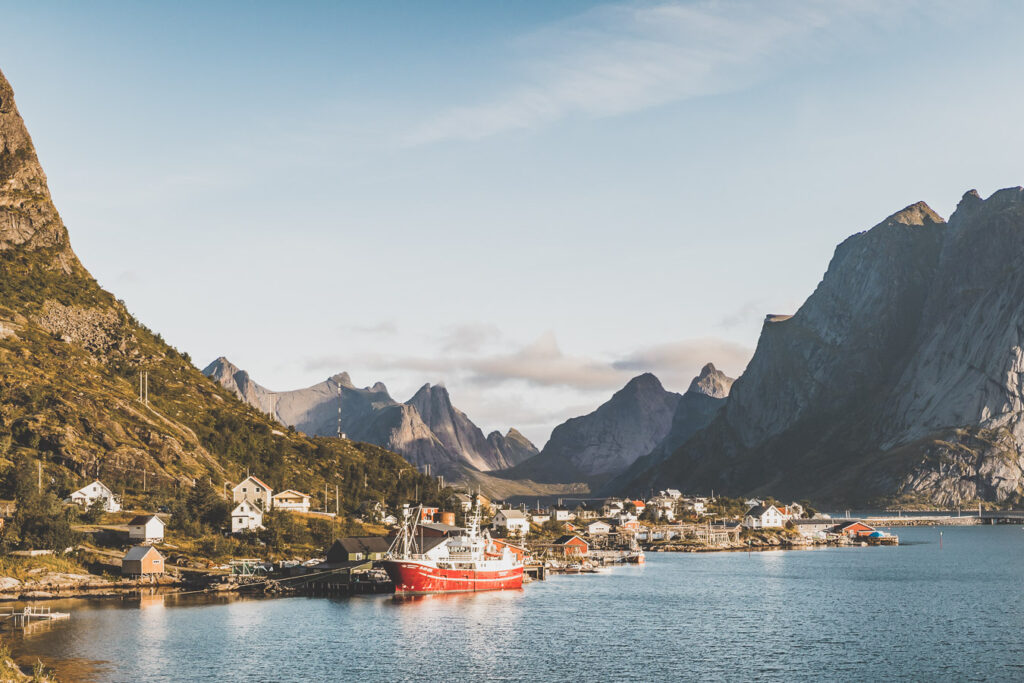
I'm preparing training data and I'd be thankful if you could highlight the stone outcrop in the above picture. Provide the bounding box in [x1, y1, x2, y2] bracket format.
[622, 189, 1024, 506]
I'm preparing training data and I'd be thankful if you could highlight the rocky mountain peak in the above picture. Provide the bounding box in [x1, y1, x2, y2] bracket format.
[370, 381, 388, 393]
[619, 373, 665, 396]
[330, 372, 354, 388]
[0, 69, 81, 272]
[885, 201, 945, 227]
[687, 362, 734, 399]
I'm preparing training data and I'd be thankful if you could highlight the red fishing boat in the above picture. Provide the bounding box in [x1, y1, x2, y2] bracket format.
[382, 504, 524, 594]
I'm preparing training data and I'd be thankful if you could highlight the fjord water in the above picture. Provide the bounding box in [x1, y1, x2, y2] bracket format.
[10, 526, 1024, 681]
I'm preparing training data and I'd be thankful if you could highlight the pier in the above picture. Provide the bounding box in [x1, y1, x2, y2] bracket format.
[1, 606, 70, 628]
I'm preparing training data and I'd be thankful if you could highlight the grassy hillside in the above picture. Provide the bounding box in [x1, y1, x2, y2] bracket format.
[0, 67, 445, 525]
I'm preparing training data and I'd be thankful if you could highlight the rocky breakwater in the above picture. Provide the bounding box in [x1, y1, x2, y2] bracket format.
[0, 569, 181, 601]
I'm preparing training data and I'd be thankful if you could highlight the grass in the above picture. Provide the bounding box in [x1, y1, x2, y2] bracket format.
[0, 554, 90, 583]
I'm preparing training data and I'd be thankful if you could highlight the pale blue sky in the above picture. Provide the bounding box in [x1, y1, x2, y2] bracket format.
[3, 1, 1024, 444]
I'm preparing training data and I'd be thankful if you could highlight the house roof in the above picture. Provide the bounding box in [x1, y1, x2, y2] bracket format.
[232, 501, 261, 515]
[497, 509, 527, 519]
[237, 475, 271, 491]
[273, 489, 310, 500]
[123, 545, 161, 561]
[745, 505, 780, 517]
[420, 522, 463, 534]
[553, 534, 588, 546]
[331, 536, 391, 555]
[75, 480, 111, 495]
[127, 515, 163, 526]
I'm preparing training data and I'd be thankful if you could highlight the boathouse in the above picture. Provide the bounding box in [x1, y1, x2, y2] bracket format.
[551, 535, 589, 558]
[127, 514, 165, 543]
[327, 537, 392, 563]
[834, 521, 876, 538]
[122, 545, 165, 576]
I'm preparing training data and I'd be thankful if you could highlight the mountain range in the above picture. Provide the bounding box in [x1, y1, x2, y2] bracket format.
[203, 357, 538, 477]
[615, 191, 1024, 506]
[497, 366, 734, 488]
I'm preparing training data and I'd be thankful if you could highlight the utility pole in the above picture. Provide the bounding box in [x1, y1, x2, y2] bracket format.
[37, 460, 41, 493]
[335, 484, 339, 516]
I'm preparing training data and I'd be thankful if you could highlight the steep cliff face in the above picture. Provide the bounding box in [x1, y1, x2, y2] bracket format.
[0, 74, 81, 275]
[624, 189, 1024, 506]
[203, 360, 536, 476]
[503, 373, 682, 485]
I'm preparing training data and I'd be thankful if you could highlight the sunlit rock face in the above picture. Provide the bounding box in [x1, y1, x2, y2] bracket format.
[622, 189, 1024, 506]
[203, 359, 536, 476]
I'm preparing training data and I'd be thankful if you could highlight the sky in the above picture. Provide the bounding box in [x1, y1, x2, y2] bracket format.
[3, 0, 1024, 446]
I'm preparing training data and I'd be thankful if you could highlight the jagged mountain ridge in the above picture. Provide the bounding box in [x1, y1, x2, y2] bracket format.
[0, 68, 438, 510]
[621, 189, 1024, 506]
[498, 373, 685, 486]
[604, 363, 734, 492]
[203, 357, 538, 475]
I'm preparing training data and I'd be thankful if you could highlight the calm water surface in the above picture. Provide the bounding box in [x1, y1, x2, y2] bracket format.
[8, 526, 1024, 681]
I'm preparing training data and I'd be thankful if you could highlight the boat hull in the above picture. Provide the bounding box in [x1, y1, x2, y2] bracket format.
[382, 560, 524, 594]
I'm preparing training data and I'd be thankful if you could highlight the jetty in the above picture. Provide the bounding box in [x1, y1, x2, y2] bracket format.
[0, 606, 70, 628]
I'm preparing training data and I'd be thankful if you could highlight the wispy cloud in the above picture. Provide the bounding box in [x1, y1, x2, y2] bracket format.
[307, 331, 751, 394]
[613, 338, 752, 388]
[403, 0, 917, 145]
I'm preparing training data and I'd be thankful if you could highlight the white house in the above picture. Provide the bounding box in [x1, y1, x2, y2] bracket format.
[66, 480, 121, 513]
[272, 490, 311, 513]
[231, 500, 264, 533]
[551, 507, 574, 522]
[232, 475, 273, 510]
[587, 520, 612, 536]
[530, 511, 550, 524]
[127, 514, 165, 543]
[659, 489, 683, 500]
[493, 509, 530, 537]
[453, 493, 473, 512]
[743, 505, 785, 529]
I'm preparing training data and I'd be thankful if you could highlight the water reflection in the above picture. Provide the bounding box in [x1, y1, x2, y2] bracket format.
[7, 528, 1024, 682]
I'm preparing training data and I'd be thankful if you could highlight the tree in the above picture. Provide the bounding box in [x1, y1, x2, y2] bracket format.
[7, 491, 80, 552]
[82, 497, 106, 524]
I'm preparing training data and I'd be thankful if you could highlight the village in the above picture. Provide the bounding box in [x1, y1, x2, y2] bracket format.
[0, 475, 902, 602]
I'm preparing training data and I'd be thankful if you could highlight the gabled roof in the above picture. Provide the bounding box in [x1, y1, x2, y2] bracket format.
[232, 501, 261, 515]
[273, 489, 310, 500]
[127, 514, 163, 526]
[745, 504, 781, 518]
[74, 480, 112, 495]
[123, 545, 161, 561]
[236, 475, 272, 491]
[331, 536, 392, 555]
[553, 534, 588, 546]
[497, 509, 527, 519]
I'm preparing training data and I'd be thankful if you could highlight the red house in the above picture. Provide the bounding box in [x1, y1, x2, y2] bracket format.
[835, 521, 876, 538]
[552, 534, 589, 557]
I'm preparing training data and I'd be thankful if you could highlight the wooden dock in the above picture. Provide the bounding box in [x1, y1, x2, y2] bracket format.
[1, 606, 70, 628]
